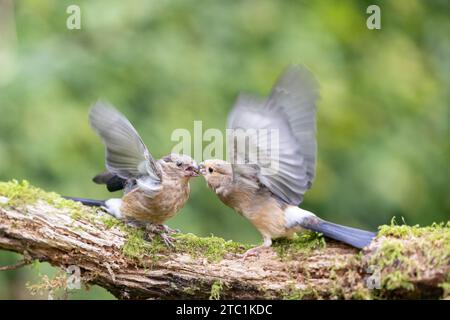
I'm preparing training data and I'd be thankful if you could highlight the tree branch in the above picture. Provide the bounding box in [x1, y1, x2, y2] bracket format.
[0, 258, 33, 271]
[0, 181, 448, 299]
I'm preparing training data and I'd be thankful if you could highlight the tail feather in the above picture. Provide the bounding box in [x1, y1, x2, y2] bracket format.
[304, 219, 376, 249]
[285, 206, 376, 249]
[63, 196, 105, 207]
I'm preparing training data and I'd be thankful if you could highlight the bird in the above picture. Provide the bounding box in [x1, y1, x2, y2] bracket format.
[66, 102, 199, 245]
[199, 65, 376, 256]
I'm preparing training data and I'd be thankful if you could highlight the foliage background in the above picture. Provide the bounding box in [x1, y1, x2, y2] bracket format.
[0, 0, 448, 299]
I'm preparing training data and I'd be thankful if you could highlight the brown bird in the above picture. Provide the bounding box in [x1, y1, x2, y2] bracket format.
[200, 65, 375, 255]
[66, 102, 199, 244]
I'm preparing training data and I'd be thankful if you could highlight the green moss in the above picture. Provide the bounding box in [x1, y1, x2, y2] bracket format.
[319, 220, 450, 299]
[374, 241, 406, 267]
[326, 258, 373, 300]
[120, 228, 251, 265]
[0, 180, 57, 207]
[119, 229, 252, 264]
[378, 217, 450, 238]
[367, 219, 450, 297]
[383, 271, 415, 291]
[282, 284, 319, 300]
[438, 272, 450, 299]
[439, 282, 450, 298]
[121, 228, 146, 259]
[209, 280, 224, 300]
[183, 284, 201, 296]
[173, 233, 251, 262]
[70, 209, 84, 221]
[272, 231, 326, 259]
[366, 243, 413, 294]
[349, 288, 372, 300]
[121, 226, 166, 261]
[100, 215, 124, 229]
[0, 180, 99, 223]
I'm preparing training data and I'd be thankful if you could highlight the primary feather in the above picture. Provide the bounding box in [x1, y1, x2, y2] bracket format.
[89, 101, 162, 194]
[227, 65, 319, 205]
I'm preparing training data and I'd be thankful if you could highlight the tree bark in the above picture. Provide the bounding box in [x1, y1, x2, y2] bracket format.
[0, 185, 448, 300]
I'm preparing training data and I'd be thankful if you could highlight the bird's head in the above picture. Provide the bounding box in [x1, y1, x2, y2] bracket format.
[161, 153, 199, 178]
[199, 159, 233, 191]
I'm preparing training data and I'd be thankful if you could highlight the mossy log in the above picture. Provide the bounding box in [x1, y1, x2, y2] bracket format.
[0, 180, 449, 299]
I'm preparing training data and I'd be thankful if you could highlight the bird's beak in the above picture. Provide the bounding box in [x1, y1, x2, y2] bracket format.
[186, 161, 200, 177]
[199, 162, 206, 175]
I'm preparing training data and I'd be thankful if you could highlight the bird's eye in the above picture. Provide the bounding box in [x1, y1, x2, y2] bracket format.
[176, 161, 183, 167]
[208, 167, 214, 173]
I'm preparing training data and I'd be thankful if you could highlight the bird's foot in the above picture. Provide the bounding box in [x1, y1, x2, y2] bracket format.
[159, 232, 175, 248]
[161, 225, 180, 235]
[240, 238, 272, 260]
[240, 246, 264, 259]
[144, 224, 176, 248]
[240, 245, 270, 260]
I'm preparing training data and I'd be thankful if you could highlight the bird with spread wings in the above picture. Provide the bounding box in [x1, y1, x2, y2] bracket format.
[66, 102, 199, 245]
[200, 65, 376, 256]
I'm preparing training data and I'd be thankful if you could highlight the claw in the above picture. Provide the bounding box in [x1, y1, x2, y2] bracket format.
[144, 224, 176, 248]
[161, 225, 179, 234]
[160, 232, 175, 248]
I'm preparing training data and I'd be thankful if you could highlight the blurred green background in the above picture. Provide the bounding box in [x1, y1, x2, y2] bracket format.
[0, 0, 449, 299]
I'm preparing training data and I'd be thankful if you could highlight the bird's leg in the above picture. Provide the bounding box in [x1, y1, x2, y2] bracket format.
[160, 225, 180, 235]
[241, 237, 272, 259]
[144, 224, 176, 248]
[125, 220, 176, 248]
[125, 219, 145, 229]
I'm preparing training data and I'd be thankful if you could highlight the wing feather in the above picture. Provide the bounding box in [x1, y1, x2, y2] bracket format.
[227, 65, 319, 205]
[89, 101, 162, 188]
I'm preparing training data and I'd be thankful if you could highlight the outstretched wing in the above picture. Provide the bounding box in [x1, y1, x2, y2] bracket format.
[89, 101, 162, 190]
[227, 65, 319, 205]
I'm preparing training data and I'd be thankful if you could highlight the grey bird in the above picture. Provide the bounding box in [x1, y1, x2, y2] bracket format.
[200, 65, 376, 255]
[66, 102, 199, 244]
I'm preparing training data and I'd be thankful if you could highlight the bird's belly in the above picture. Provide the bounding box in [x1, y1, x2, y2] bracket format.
[232, 197, 287, 239]
[220, 189, 293, 239]
[120, 186, 189, 224]
[248, 208, 287, 239]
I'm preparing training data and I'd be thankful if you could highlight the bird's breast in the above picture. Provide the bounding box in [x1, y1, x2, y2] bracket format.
[121, 179, 190, 224]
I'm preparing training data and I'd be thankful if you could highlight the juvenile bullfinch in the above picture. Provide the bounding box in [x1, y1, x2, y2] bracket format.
[200, 66, 376, 255]
[66, 102, 199, 245]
